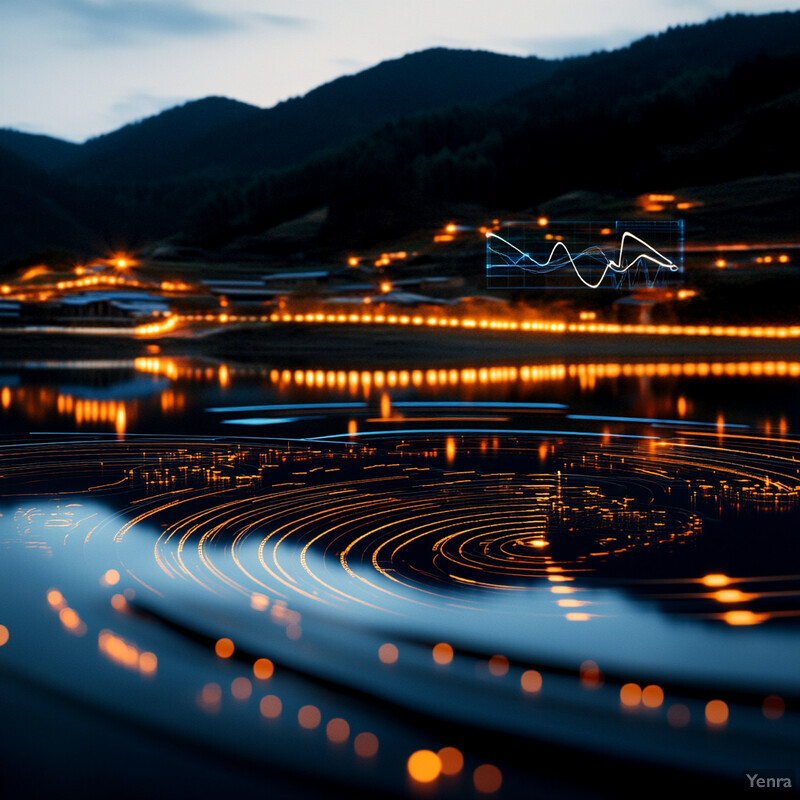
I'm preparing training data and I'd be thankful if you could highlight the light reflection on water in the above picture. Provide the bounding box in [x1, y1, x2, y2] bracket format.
[1, 355, 799, 796]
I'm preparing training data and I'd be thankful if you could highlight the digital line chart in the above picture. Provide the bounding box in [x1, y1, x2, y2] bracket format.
[486, 220, 684, 290]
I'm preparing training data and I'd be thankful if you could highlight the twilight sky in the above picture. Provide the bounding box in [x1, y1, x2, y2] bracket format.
[2, 0, 798, 142]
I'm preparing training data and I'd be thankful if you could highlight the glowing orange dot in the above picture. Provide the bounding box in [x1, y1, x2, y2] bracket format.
[139, 652, 157, 674]
[712, 589, 748, 603]
[580, 660, 603, 688]
[473, 764, 503, 794]
[250, 593, 269, 611]
[110, 594, 127, 611]
[537, 217, 548, 227]
[620, 683, 642, 707]
[432, 642, 454, 665]
[253, 658, 274, 680]
[232, 677, 252, 700]
[566, 612, 591, 621]
[298, 705, 321, 730]
[259, 695, 282, 719]
[47, 589, 65, 609]
[642, 685, 664, 708]
[667, 704, 690, 727]
[354, 732, 379, 758]
[488, 655, 509, 677]
[438, 747, 464, 776]
[215, 638, 234, 658]
[379, 643, 399, 665]
[700, 573, 730, 587]
[0, 625, 8, 647]
[407, 750, 442, 783]
[705, 699, 729, 725]
[723, 609, 766, 626]
[102, 569, 120, 586]
[762, 695, 785, 720]
[59, 607, 81, 630]
[521, 670, 542, 693]
[201, 683, 222, 705]
[326, 718, 350, 744]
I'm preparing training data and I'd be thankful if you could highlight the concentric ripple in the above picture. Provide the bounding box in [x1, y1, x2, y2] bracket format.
[1, 428, 799, 796]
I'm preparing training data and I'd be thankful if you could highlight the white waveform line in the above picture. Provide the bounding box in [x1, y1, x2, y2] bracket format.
[486, 231, 679, 289]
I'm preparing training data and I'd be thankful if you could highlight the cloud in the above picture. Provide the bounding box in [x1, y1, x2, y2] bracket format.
[18, 0, 242, 46]
[255, 13, 311, 30]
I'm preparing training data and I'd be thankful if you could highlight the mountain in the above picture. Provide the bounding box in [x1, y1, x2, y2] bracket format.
[58, 50, 553, 184]
[0, 146, 104, 265]
[177, 11, 800, 248]
[64, 96, 262, 182]
[4, 11, 800, 265]
[0, 130, 81, 172]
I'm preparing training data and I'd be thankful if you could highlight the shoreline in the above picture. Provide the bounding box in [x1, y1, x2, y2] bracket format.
[3, 324, 800, 368]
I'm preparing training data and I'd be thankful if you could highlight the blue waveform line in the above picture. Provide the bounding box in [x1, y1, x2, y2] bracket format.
[486, 231, 680, 289]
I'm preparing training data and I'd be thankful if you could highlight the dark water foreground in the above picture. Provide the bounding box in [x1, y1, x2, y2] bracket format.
[1, 349, 799, 798]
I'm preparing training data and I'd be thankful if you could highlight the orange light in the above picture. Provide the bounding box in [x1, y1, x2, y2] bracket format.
[537, 217, 548, 226]
[762, 695, 785, 720]
[521, 670, 542, 693]
[642, 684, 664, 708]
[253, 658, 274, 680]
[445, 223, 457, 234]
[110, 594, 127, 611]
[215, 637, 234, 658]
[201, 683, 222, 707]
[580, 660, 602, 688]
[354, 732, 379, 758]
[473, 764, 503, 794]
[488, 654, 509, 677]
[378, 643, 399, 665]
[259, 694, 282, 719]
[0, 625, 8, 647]
[715, 259, 727, 268]
[723, 609, 766, 626]
[326, 718, 350, 744]
[438, 747, 464, 776]
[101, 569, 120, 586]
[298, 705, 321, 729]
[231, 676, 252, 700]
[47, 589, 66, 609]
[700, 574, 730, 588]
[620, 683, 641, 707]
[407, 750, 442, 783]
[139, 651, 157, 674]
[432, 642, 454, 665]
[347, 256, 359, 267]
[705, 699, 729, 725]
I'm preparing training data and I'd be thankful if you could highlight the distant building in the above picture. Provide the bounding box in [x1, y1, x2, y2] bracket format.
[58, 291, 170, 321]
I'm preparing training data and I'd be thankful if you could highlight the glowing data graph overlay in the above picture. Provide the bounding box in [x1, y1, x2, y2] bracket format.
[486, 220, 684, 289]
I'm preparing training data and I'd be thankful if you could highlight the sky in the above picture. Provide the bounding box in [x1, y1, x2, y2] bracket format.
[2, 0, 799, 143]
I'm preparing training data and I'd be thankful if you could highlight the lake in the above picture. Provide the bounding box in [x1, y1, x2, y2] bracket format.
[1, 345, 798, 797]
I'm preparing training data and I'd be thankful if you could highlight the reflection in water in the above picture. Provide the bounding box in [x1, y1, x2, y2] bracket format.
[1, 358, 799, 796]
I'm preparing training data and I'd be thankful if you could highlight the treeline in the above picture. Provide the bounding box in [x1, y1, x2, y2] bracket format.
[182, 13, 800, 247]
[2, 11, 800, 265]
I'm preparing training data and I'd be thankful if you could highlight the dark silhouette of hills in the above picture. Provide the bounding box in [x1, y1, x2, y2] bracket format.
[2, 12, 800, 265]
[61, 50, 553, 183]
[0, 130, 81, 172]
[0, 146, 102, 264]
